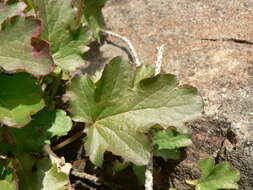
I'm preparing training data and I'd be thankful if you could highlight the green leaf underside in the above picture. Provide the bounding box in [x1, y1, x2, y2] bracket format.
[83, 0, 109, 40]
[0, 2, 26, 27]
[0, 73, 44, 127]
[0, 109, 72, 152]
[33, 0, 93, 72]
[195, 158, 240, 190]
[0, 16, 54, 76]
[67, 57, 203, 166]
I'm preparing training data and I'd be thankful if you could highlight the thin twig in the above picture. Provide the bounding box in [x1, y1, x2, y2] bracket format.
[52, 132, 84, 151]
[102, 30, 141, 66]
[71, 170, 100, 186]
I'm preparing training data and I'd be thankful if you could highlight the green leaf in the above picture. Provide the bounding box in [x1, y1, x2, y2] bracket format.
[154, 148, 181, 160]
[33, 158, 69, 190]
[33, 0, 93, 72]
[0, 16, 54, 76]
[0, 160, 15, 190]
[83, 0, 109, 40]
[16, 155, 69, 190]
[0, 2, 26, 28]
[52, 28, 92, 72]
[153, 128, 192, 160]
[0, 109, 72, 152]
[153, 129, 192, 150]
[0, 73, 44, 127]
[67, 57, 203, 166]
[132, 165, 145, 185]
[112, 160, 130, 173]
[0, 180, 15, 190]
[194, 158, 240, 190]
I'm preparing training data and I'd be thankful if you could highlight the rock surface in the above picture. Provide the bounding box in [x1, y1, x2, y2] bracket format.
[92, 0, 253, 189]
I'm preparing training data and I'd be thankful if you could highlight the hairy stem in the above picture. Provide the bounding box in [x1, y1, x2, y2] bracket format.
[145, 155, 153, 190]
[102, 30, 141, 66]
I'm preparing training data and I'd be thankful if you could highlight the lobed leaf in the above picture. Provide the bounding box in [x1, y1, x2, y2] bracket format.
[194, 158, 240, 190]
[16, 154, 69, 190]
[67, 57, 203, 166]
[33, 0, 93, 72]
[0, 73, 45, 127]
[0, 16, 54, 76]
[0, 109, 72, 152]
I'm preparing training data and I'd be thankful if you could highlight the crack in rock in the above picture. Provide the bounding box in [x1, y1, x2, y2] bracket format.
[200, 38, 253, 45]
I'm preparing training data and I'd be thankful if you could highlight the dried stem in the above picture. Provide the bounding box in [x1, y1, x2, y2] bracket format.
[52, 131, 84, 151]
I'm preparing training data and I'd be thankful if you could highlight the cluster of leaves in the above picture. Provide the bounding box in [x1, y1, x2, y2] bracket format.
[0, 0, 240, 189]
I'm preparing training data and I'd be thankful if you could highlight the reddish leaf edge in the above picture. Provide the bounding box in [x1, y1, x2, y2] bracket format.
[1, 15, 55, 77]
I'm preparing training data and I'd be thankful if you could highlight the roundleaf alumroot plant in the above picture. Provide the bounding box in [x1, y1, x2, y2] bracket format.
[0, 0, 240, 189]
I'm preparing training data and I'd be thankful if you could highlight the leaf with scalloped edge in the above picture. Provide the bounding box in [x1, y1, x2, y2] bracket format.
[0, 73, 45, 127]
[67, 57, 203, 166]
[0, 16, 54, 76]
[0, 2, 26, 28]
[33, 0, 93, 72]
[192, 158, 240, 190]
[0, 109, 72, 153]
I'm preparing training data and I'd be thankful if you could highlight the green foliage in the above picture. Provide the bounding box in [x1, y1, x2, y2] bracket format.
[0, 0, 239, 189]
[0, 109, 72, 153]
[0, 161, 15, 190]
[0, 73, 44, 127]
[83, 0, 110, 40]
[67, 57, 202, 166]
[32, 0, 93, 72]
[132, 165, 145, 185]
[191, 158, 240, 190]
[0, 2, 26, 27]
[0, 16, 54, 76]
[15, 154, 69, 190]
[153, 128, 192, 160]
[30, 158, 69, 190]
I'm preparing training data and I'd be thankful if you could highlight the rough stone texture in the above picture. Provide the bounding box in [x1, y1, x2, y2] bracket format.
[100, 0, 253, 189]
